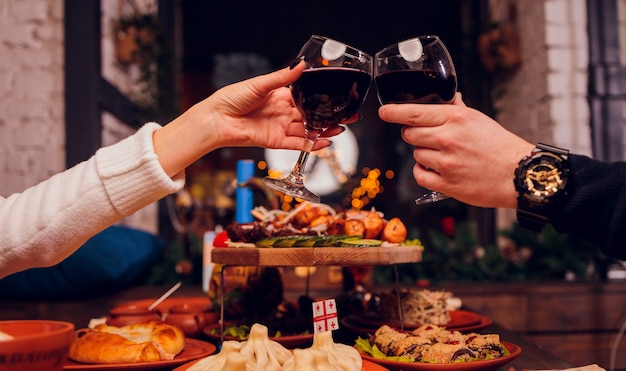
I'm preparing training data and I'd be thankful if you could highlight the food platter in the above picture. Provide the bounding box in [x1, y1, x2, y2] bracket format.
[63, 339, 216, 370]
[211, 245, 423, 266]
[357, 341, 521, 371]
[172, 358, 391, 371]
[340, 311, 494, 337]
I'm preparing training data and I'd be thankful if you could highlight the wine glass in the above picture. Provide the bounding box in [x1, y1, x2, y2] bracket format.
[263, 35, 373, 203]
[374, 35, 457, 205]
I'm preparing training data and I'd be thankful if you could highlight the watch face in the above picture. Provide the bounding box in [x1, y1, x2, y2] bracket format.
[518, 152, 567, 201]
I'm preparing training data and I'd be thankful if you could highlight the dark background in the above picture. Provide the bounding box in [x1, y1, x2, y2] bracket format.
[178, 0, 493, 241]
[182, 1, 465, 71]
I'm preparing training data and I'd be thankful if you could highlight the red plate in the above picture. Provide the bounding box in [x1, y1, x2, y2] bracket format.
[341, 314, 493, 338]
[203, 323, 313, 349]
[347, 310, 489, 332]
[173, 358, 390, 370]
[64, 338, 217, 370]
[358, 341, 521, 371]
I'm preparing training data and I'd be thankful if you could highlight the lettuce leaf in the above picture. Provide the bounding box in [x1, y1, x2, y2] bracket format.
[354, 337, 414, 362]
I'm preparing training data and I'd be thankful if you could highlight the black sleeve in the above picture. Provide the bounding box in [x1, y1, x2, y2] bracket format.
[548, 154, 626, 260]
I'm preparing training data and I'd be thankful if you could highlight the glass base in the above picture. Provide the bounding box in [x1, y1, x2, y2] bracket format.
[263, 177, 321, 203]
[415, 191, 451, 205]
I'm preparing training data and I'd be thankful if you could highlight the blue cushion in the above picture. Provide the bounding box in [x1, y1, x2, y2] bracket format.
[0, 225, 164, 299]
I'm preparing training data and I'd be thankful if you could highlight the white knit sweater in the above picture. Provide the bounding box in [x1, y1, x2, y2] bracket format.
[0, 123, 185, 278]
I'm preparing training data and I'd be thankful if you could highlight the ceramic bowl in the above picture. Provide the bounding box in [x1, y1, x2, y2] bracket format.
[107, 297, 218, 338]
[106, 304, 164, 327]
[0, 320, 75, 371]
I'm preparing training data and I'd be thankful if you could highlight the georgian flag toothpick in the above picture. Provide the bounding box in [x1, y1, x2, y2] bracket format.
[312, 298, 339, 334]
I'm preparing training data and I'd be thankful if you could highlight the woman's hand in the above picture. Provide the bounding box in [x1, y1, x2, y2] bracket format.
[196, 60, 354, 151]
[154, 62, 355, 177]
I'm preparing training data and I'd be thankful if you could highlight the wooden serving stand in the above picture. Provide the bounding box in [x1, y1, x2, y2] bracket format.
[210, 244, 423, 342]
[211, 244, 423, 266]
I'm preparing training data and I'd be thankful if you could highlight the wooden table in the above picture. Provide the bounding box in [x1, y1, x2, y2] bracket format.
[0, 284, 575, 370]
[479, 322, 573, 370]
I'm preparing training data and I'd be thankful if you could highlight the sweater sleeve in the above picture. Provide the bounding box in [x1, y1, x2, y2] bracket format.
[549, 154, 626, 260]
[0, 123, 185, 278]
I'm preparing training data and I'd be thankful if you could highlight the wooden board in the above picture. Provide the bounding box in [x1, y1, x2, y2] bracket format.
[211, 245, 422, 266]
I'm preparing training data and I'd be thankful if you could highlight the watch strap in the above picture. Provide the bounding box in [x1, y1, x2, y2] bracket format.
[535, 143, 569, 158]
[517, 206, 549, 232]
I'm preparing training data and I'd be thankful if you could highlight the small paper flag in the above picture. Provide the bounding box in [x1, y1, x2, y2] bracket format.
[312, 298, 339, 334]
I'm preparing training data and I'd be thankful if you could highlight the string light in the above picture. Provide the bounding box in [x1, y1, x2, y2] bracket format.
[344, 166, 392, 209]
[264, 161, 395, 211]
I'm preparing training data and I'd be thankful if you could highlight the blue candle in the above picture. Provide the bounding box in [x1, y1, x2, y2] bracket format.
[236, 159, 255, 223]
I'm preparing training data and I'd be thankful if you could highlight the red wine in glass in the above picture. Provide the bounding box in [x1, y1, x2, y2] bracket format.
[375, 70, 457, 104]
[374, 35, 457, 205]
[263, 35, 372, 202]
[291, 68, 372, 130]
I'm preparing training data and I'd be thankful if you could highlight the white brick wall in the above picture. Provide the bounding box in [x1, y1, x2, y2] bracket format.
[545, 0, 591, 155]
[0, 0, 159, 234]
[0, 0, 64, 196]
[489, 0, 590, 152]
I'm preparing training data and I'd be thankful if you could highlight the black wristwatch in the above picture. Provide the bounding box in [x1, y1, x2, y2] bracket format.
[514, 143, 569, 232]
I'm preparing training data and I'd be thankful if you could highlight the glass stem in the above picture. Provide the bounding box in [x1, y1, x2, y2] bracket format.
[287, 128, 320, 184]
